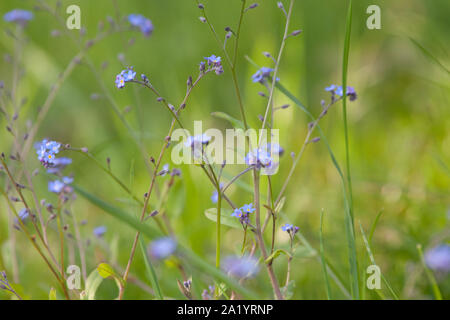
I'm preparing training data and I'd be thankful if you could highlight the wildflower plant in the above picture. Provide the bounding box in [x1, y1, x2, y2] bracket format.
[0, 0, 447, 303]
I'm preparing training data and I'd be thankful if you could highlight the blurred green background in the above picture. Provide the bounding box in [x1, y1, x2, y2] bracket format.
[0, 0, 449, 299]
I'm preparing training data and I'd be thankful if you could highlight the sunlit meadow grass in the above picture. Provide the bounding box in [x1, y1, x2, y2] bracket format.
[0, 0, 449, 300]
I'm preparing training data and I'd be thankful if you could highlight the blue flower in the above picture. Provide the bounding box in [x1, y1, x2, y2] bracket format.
[185, 134, 211, 148]
[425, 244, 450, 273]
[148, 237, 177, 259]
[282, 223, 299, 235]
[14, 208, 30, 229]
[326, 85, 357, 101]
[115, 67, 136, 89]
[245, 147, 273, 168]
[205, 55, 221, 65]
[252, 67, 279, 84]
[241, 203, 255, 214]
[48, 180, 65, 193]
[222, 255, 260, 278]
[62, 176, 74, 184]
[48, 177, 73, 194]
[325, 84, 337, 92]
[93, 226, 107, 238]
[4, 9, 33, 24]
[346, 86, 357, 101]
[115, 74, 125, 89]
[231, 208, 243, 218]
[202, 55, 223, 75]
[128, 14, 153, 37]
[35, 139, 61, 168]
[266, 142, 284, 156]
[121, 68, 136, 81]
[231, 204, 254, 226]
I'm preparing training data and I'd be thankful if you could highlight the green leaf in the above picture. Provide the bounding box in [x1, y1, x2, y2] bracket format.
[83, 268, 104, 300]
[49, 287, 57, 300]
[211, 111, 245, 129]
[281, 280, 296, 300]
[265, 249, 291, 264]
[204, 208, 242, 229]
[139, 237, 164, 300]
[97, 262, 117, 279]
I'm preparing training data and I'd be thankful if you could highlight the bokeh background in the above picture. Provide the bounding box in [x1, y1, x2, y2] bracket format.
[0, 0, 449, 299]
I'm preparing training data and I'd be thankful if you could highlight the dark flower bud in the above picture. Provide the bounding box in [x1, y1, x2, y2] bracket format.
[289, 29, 302, 37]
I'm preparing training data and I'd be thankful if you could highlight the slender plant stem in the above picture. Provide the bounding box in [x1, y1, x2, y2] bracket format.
[216, 187, 222, 269]
[253, 170, 283, 299]
[0, 186, 69, 299]
[261, 0, 295, 131]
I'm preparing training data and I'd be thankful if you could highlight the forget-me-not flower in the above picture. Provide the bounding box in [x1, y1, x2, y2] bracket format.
[128, 14, 153, 37]
[93, 226, 107, 238]
[425, 244, 450, 273]
[35, 139, 61, 168]
[115, 67, 136, 89]
[252, 67, 279, 84]
[4, 9, 33, 25]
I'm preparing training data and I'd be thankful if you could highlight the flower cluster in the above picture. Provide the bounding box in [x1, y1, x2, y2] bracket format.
[201, 285, 215, 300]
[48, 176, 74, 194]
[185, 133, 211, 148]
[245, 142, 283, 172]
[185, 133, 212, 161]
[231, 203, 255, 226]
[4, 9, 33, 25]
[252, 67, 279, 84]
[128, 14, 153, 37]
[325, 84, 357, 101]
[222, 255, 260, 278]
[281, 223, 299, 234]
[115, 67, 136, 89]
[282, 223, 299, 243]
[35, 140, 61, 168]
[201, 55, 224, 75]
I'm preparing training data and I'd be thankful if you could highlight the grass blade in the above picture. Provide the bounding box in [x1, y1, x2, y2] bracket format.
[319, 210, 332, 299]
[369, 209, 384, 245]
[360, 222, 400, 300]
[139, 237, 164, 300]
[409, 37, 450, 76]
[73, 184, 258, 299]
[416, 244, 443, 300]
[341, 0, 360, 300]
